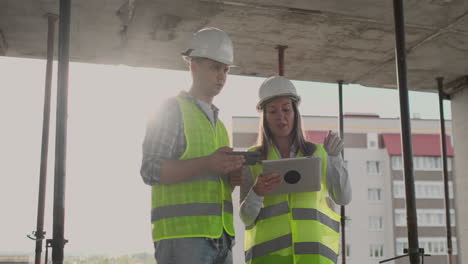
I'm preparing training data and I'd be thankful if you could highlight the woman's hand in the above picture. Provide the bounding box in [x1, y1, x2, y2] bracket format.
[253, 173, 282, 196]
[324, 130, 344, 156]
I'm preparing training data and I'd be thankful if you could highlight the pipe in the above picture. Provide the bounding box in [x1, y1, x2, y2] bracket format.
[52, 0, 71, 263]
[338, 80, 346, 264]
[437, 77, 453, 264]
[392, 0, 420, 263]
[32, 13, 58, 264]
[275, 45, 288, 76]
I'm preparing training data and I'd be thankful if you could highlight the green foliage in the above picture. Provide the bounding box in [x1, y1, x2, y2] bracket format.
[64, 253, 155, 264]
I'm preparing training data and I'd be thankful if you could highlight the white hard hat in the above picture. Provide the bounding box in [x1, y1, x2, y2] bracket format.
[257, 76, 301, 110]
[181, 27, 234, 65]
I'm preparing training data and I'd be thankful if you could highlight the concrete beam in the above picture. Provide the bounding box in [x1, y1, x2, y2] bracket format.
[0, 30, 7, 55]
[1, 0, 467, 91]
[352, 11, 468, 85]
[445, 76, 468, 98]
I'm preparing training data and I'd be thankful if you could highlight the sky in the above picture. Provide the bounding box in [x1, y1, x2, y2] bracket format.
[0, 56, 452, 257]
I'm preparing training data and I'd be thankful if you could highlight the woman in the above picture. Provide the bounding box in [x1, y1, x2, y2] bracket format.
[240, 76, 352, 264]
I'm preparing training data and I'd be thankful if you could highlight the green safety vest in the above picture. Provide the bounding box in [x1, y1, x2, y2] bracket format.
[151, 96, 235, 241]
[244, 144, 340, 264]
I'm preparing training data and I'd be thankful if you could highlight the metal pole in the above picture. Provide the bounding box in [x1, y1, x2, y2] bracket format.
[52, 0, 71, 263]
[275, 45, 288, 76]
[338, 80, 346, 264]
[392, 0, 420, 263]
[32, 13, 58, 264]
[437, 77, 453, 264]
[338, 80, 345, 159]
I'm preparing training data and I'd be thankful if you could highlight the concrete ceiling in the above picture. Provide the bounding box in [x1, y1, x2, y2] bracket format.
[1, 0, 467, 92]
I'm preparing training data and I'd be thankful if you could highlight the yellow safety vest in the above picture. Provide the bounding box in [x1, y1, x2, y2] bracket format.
[151, 96, 234, 241]
[244, 144, 340, 264]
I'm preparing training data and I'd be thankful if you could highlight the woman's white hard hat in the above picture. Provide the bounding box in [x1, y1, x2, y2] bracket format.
[257, 76, 301, 111]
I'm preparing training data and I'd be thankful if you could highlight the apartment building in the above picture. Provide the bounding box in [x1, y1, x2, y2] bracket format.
[231, 114, 457, 264]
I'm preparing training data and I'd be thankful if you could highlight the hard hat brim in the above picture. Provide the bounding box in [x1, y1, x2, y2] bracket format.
[181, 50, 235, 66]
[256, 94, 301, 111]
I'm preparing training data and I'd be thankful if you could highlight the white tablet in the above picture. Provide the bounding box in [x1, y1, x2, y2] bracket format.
[262, 156, 322, 195]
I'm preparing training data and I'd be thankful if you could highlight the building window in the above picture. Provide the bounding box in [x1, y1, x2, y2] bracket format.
[346, 244, 351, 257]
[369, 216, 383, 231]
[367, 161, 381, 175]
[449, 182, 454, 199]
[369, 244, 384, 258]
[395, 239, 408, 255]
[396, 237, 458, 255]
[394, 209, 406, 226]
[345, 217, 352, 229]
[368, 188, 382, 201]
[391, 156, 452, 171]
[391, 156, 403, 170]
[450, 211, 456, 226]
[393, 181, 454, 199]
[394, 209, 456, 227]
[416, 182, 443, 198]
[393, 181, 405, 198]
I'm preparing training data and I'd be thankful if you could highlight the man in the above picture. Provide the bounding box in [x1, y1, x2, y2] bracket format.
[140, 28, 245, 264]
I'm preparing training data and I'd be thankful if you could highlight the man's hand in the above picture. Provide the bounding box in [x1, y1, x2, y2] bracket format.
[253, 173, 281, 196]
[208, 147, 245, 175]
[324, 130, 344, 156]
[159, 147, 245, 185]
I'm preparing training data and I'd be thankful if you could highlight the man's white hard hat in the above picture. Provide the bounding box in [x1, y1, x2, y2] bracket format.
[182, 27, 234, 65]
[257, 76, 301, 111]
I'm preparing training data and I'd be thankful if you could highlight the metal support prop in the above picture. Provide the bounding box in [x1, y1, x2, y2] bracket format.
[338, 80, 346, 264]
[380, 248, 430, 264]
[275, 45, 288, 76]
[52, 0, 71, 263]
[437, 77, 453, 264]
[30, 13, 58, 264]
[392, 0, 420, 263]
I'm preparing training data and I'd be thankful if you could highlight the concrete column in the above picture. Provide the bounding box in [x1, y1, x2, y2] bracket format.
[451, 88, 468, 263]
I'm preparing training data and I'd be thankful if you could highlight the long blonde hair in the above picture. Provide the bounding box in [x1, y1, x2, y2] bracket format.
[254, 99, 316, 160]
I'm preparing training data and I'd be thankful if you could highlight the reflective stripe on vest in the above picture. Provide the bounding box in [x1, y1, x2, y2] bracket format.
[295, 242, 338, 263]
[184, 173, 219, 183]
[152, 203, 220, 221]
[292, 208, 340, 233]
[245, 234, 292, 262]
[152, 200, 233, 221]
[245, 236, 338, 263]
[246, 202, 290, 230]
[223, 200, 234, 214]
[246, 203, 339, 233]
